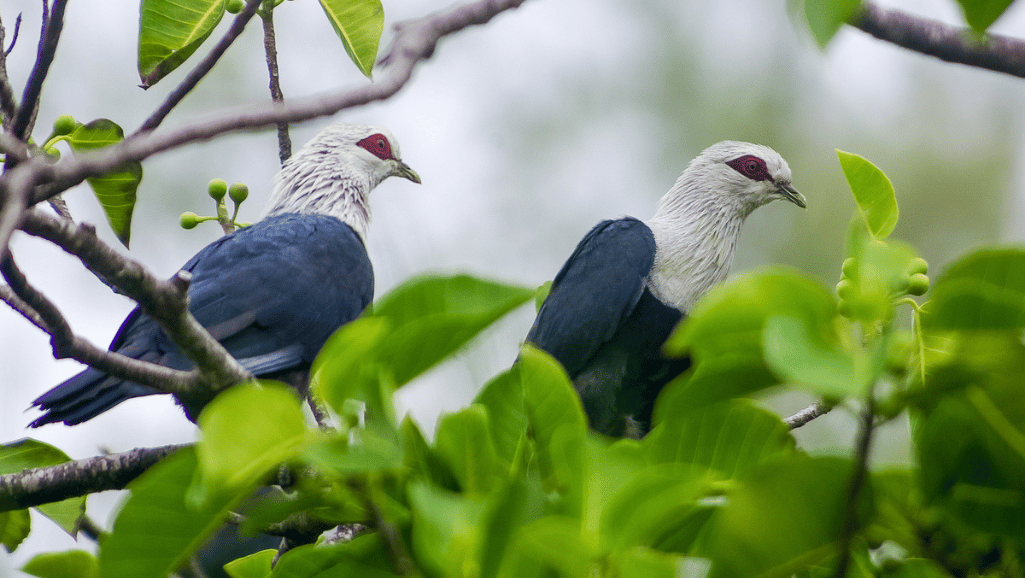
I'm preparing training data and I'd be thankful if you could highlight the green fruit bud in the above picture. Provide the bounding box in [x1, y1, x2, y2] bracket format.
[907, 273, 930, 296]
[225, 0, 244, 13]
[208, 178, 228, 201]
[836, 278, 853, 300]
[229, 182, 249, 205]
[180, 212, 201, 229]
[841, 257, 856, 278]
[907, 257, 928, 276]
[52, 114, 77, 136]
[837, 299, 853, 318]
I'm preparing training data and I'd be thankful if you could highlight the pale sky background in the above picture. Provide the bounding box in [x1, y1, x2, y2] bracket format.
[2, 0, 1025, 569]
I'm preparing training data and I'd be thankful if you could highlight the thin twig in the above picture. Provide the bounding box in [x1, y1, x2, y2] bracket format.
[11, 0, 67, 140]
[261, 0, 291, 164]
[0, 443, 187, 511]
[0, 248, 199, 395]
[19, 210, 252, 400]
[832, 397, 876, 578]
[135, 0, 263, 131]
[0, 13, 21, 122]
[852, 1, 1025, 79]
[784, 402, 832, 429]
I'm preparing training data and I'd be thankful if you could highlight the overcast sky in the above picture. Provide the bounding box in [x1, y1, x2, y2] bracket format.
[2, 0, 1025, 567]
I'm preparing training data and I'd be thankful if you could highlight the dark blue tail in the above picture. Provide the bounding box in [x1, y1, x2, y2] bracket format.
[30, 368, 158, 427]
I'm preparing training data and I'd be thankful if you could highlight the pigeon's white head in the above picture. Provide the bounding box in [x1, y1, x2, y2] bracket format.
[263, 123, 420, 239]
[646, 140, 805, 312]
[656, 141, 805, 218]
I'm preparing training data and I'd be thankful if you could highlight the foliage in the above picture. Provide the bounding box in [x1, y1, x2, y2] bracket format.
[9, 150, 1025, 576]
[4, 0, 1025, 577]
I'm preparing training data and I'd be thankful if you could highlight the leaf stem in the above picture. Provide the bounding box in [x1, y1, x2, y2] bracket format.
[832, 395, 876, 578]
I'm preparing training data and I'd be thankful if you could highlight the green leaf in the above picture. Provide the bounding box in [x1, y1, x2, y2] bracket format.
[312, 316, 391, 416]
[660, 268, 837, 411]
[98, 448, 239, 578]
[372, 274, 534, 387]
[837, 150, 899, 240]
[955, 0, 1015, 31]
[923, 248, 1025, 330]
[223, 549, 275, 578]
[599, 463, 708, 553]
[434, 406, 504, 494]
[270, 534, 395, 577]
[138, 0, 226, 87]
[841, 224, 921, 323]
[303, 428, 402, 476]
[763, 315, 873, 397]
[0, 439, 85, 535]
[915, 334, 1025, 538]
[21, 550, 98, 578]
[195, 381, 308, 499]
[705, 456, 867, 578]
[408, 481, 488, 578]
[401, 417, 459, 491]
[313, 275, 532, 418]
[318, 0, 384, 78]
[803, 0, 862, 47]
[517, 516, 596, 577]
[473, 368, 528, 467]
[645, 400, 796, 481]
[66, 119, 142, 247]
[518, 345, 588, 498]
[0, 509, 30, 552]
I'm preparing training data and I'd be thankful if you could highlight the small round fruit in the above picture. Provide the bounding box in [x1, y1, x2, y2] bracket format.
[907, 273, 929, 296]
[225, 0, 244, 14]
[229, 182, 249, 205]
[52, 114, 77, 136]
[208, 178, 228, 201]
[180, 212, 201, 229]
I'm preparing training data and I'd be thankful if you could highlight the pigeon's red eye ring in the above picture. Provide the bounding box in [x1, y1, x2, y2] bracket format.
[357, 133, 394, 160]
[726, 154, 771, 182]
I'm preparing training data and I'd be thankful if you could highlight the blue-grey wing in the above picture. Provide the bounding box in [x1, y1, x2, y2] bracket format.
[525, 217, 656, 377]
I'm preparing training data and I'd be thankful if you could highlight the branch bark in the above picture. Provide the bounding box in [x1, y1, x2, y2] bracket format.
[852, 1, 1025, 79]
[0, 443, 187, 512]
[19, 210, 250, 400]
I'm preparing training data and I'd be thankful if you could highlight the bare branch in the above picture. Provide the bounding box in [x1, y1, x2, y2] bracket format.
[261, 0, 291, 164]
[136, 0, 263, 132]
[852, 1, 1025, 79]
[0, 13, 21, 123]
[784, 402, 831, 429]
[24, 0, 529, 206]
[1, 248, 200, 395]
[0, 282, 48, 332]
[19, 210, 252, 400]
[12, 0, 67, 139]
[0, 443, 186, 511]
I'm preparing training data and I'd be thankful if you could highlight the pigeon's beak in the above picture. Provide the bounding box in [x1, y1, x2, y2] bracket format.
[395, 161, 421, 184]
[778, 183, 806, 208]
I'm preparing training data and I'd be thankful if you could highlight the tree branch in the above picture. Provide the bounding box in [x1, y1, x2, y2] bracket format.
[261, 0, 291, 164]
[852, 1, 1025, 79]
[832, 398, 876, 578]
[784, 402, 831, 429]
[135, 0, 263, 132]
[0, 443, 187, 512]
[0, 13, 20, 123]
[19, 210, 252, 401]
[0, 248, 200, 395]
[11, 0, 67, 139]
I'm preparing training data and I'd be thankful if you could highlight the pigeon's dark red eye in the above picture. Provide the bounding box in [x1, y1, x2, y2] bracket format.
[726, 155, 771, 182]
[357, 133, 394, 160]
